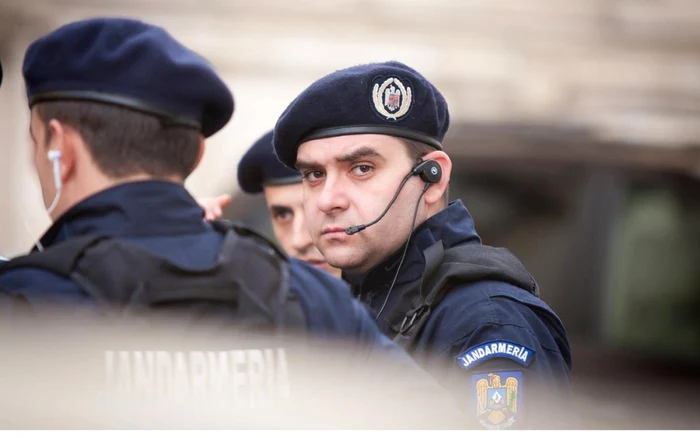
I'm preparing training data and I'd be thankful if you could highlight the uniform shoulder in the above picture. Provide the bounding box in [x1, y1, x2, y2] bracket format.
[287, 258, 358, 333]
[424, 280, 567, 352]
[433, 282, 572, 382]
[287, 258, 352, 299]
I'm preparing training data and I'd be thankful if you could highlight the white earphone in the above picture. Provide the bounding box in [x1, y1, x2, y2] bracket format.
[47, 149, 62, 190]
[20, 149, 64, 251]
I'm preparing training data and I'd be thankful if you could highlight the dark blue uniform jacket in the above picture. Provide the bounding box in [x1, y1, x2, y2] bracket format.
[0, 182, 425, 368]
[345, 200, 573, 429]
[0, 182, 477, 427]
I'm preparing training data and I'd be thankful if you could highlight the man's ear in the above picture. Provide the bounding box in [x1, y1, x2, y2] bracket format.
[419, 150, 451, 206]
[46, 119, 76, 185]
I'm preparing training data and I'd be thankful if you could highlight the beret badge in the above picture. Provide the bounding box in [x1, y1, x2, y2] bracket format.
[371, 77, 412, 121]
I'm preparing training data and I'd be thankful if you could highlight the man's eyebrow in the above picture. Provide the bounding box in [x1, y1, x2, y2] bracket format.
[335, 146, 384, 163]
[295, 145, 385, 171]
[270, 204, 293, 212]
[295, 159, 321, 172]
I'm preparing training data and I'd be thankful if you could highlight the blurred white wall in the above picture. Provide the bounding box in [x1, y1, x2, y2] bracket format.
[1, 0, 700, 256]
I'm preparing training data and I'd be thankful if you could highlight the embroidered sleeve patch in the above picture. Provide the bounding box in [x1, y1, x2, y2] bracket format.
[455, 341, 534, 370]
[473, 371, 523, 430]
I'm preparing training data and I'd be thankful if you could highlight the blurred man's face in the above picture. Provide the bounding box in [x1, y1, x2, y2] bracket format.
[263, 183, 342, 278]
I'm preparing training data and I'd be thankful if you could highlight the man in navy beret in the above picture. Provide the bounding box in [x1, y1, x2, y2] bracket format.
[273, 61, 573, 429]
[0, 20, 462, 418]
[235, 130, 341, 278]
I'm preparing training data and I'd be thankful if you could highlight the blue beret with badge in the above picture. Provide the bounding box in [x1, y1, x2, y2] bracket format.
[22, 17, 234, 138]
[272, 60, 450, 168]
[237, 130, 302, 194]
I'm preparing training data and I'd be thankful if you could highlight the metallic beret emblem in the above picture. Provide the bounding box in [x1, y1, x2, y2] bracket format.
[372, 77, 412, 120]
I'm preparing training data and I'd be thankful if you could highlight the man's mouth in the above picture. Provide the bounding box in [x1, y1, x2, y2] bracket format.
[321, 226, 348, 237]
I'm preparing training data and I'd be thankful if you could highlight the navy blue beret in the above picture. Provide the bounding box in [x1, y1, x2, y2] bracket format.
[273, 60, 450, 168]
[22, 17, 234, 138]
[237, 130, 302, 194]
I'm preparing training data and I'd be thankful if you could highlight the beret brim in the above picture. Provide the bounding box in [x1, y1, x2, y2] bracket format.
[302, 125, 443, 150]
[238, 130, 302, 194]
[29, 90, 202, 132]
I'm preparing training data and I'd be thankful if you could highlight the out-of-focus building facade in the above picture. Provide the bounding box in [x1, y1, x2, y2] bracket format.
[1, 0, 699, 428]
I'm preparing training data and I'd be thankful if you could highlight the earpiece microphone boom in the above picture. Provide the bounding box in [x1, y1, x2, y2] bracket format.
[345, 160, 442, 235]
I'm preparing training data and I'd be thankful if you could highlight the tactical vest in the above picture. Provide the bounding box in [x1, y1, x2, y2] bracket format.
[383, 241, 541, 352]
[0, 220, 310, 408]
[0, 225, 482, 428]
[0, 220, 305, 329]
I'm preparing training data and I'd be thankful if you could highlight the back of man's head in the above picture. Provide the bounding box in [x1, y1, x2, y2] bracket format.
[23, 17, 233, 180]
[22, 17, 234, 217]
[34, 101, 201, 181]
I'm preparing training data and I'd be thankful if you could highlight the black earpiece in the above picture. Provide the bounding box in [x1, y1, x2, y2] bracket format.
[411, 160, 441, 184]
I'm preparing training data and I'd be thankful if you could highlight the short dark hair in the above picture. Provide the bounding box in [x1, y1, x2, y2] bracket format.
[399, 138, 449, 205]
[35, 101, 201, 180]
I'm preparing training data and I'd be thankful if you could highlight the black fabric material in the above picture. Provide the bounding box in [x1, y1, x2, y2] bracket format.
[0, 220, 305, 332]
[237, 130, 301, 194]
[385, 240, 539, 351]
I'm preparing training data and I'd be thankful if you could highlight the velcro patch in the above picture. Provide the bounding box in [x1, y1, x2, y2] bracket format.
[455, 341, 534, 370]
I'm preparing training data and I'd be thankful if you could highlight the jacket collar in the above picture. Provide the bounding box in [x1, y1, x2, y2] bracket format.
[343, 199, 481, 298]
[36, 180, 208, 250]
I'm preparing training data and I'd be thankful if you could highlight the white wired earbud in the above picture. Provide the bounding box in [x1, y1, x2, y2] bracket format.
[45, 149, 63, 219]
[47, 149, 62, 191]
[20, 150, 64, 253]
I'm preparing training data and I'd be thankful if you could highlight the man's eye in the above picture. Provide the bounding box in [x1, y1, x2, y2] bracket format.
[351, 164, 373, 176]
[303, 170, 324, 182]
[273, 211, 292, 222]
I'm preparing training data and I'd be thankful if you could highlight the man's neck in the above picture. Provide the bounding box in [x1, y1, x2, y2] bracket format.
[351, 202, 448, 275]
[50, 173, 182, 221]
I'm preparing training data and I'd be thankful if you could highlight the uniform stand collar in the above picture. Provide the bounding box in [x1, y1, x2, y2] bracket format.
[343, 199, 482, 299]
[36, 180, 208, 251]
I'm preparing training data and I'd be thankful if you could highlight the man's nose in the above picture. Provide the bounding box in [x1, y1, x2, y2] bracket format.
[291, 215, 314, 254]
[315, 173, 349, 214]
